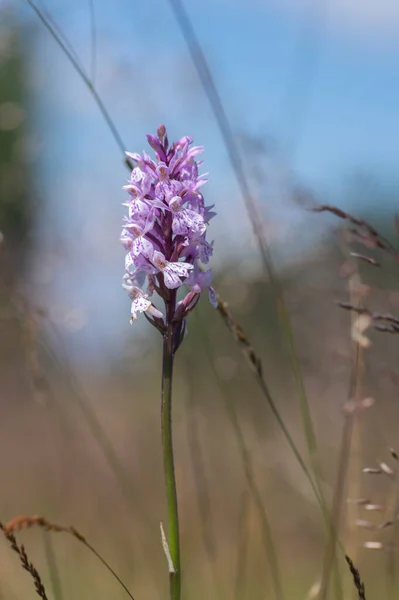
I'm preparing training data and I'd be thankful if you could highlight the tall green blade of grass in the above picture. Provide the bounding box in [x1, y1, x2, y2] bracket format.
[42, 531, 63, 600]
[166, 0, 320, 483]
[24, 0, 129, 160]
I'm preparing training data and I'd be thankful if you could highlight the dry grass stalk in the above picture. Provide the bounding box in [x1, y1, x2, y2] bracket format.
[355, 520, 374, 530]
[363, 504, 384, 512]
[349, 253, 380, 266]
[311, 205, 397, 257]
[338, 303, 399, 335]
[0, 522, 49, 600]
[382, 456, 399, 597]
[348, 498, 371, 505]
[215, 294, 262, 378]
[4, 515, 82, 538]
[356, 448, 399, 598]
[3, 515, 135, 600]
[318, 262, 370, 600]
[214, 293, 322, 508]
[345, 555, 366, 600]
[20, 302, 51, 404]
[313, 211, 399, 598]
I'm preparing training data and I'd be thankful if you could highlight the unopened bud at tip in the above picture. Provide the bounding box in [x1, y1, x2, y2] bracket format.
[157, 124, 166, 140]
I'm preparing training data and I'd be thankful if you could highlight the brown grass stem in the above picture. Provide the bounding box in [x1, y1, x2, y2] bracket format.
[345, 555, 366, 600]
[1, 522, 49, 600]
[213, 296, 319, 503]
[3, 516, 136, 600]
[318, 269, 365, 600]
[318, 407, 354, 600]
[382, 457, 399, 599]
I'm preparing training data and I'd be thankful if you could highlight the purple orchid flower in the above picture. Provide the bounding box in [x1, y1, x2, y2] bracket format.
[120, 126, 216, 343]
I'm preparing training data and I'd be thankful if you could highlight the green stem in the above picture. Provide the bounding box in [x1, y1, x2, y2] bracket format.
[42, 532, 63, 600]
[161, 319, 181, 600]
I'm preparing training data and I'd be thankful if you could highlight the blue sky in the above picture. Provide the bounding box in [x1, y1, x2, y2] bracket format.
[26, 0, 399, 187]
[12, 0, 399, 358]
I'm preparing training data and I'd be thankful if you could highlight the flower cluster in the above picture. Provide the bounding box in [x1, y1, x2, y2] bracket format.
[121, 126, 216, 338]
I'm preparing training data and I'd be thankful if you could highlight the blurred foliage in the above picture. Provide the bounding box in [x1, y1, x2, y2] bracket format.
[0, 13, 32, 254]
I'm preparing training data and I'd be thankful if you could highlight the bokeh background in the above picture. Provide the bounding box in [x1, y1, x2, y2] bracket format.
[1, 0, 399, 598]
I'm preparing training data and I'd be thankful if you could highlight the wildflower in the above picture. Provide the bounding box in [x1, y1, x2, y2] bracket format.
[121, 126, 216, 341]
[186, 265, 218, 308]
[122, 274, 163, 322]
[151, 250, 194, 290]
